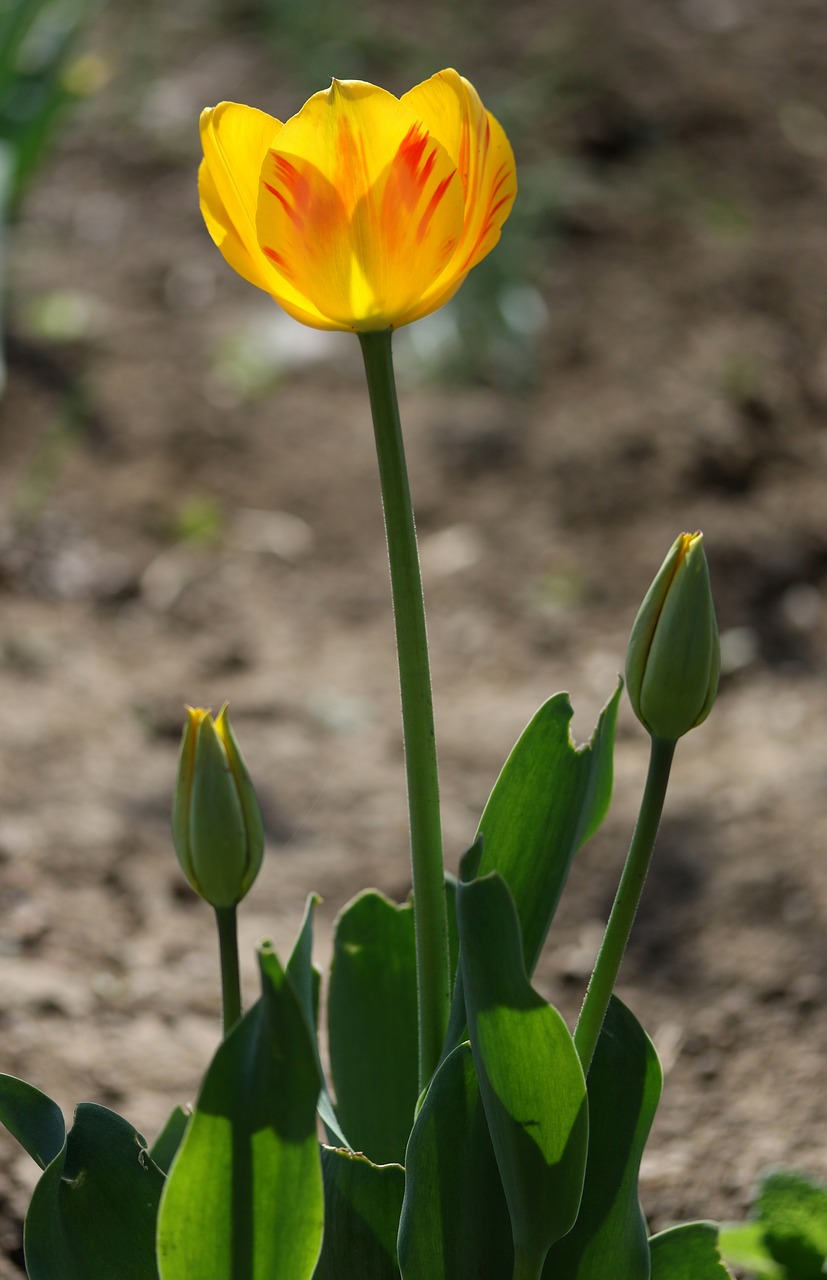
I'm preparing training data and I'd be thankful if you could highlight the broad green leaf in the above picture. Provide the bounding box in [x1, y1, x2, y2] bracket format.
[444, 871, 460, 985]
[0, 1073, 65, 1169]
[649, 1222, 732, 1279]
[286, 893, 322, 1033]
[286, 895, 348, 1149]
[157, 942, 323, 1280]
[328, 891, 418, 1165]
[755, 1168, 827, 1275]
[314, 1147, 404, 1279]
[544, 997, 662, 1279]
[718, 1223, 783, 1278]
[398, 1042, 513, 1279]
[476, 683, 621, 976]
[150, 1105, 190, 1176]
[439, 869, 467, 1067]
[25, 1103, 164, 1280]
[458, 872, 588, 1261]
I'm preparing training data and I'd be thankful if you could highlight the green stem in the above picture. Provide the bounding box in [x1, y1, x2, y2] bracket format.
[214, 904, 242, 1038]
[512, 1244, 545, 1280]
[574, 735, 676, 1075]
[359, 329, 450, 1091]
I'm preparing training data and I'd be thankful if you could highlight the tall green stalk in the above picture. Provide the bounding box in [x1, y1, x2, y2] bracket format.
[574, 735, 676, 1075]
[359, 329, 450, 1091]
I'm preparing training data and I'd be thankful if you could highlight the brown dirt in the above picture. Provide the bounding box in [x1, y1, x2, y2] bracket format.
[1, 0, 826, 1272]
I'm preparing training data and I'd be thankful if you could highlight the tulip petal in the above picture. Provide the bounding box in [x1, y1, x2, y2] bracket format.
[256, 80, 465, 330]
[199, 158, 270, 293]
[397, 69, 517, 326]
[200, 102, 334, 329]
[200, 103, 281, 278]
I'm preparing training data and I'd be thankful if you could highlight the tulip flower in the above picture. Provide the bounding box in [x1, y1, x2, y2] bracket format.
[625, 531, 720, 743]
[199, 68, 516, 332]
[172, 705, 264, 909]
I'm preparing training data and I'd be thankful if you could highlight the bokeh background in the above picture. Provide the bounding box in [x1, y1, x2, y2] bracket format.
[0, 0, 826, 1272]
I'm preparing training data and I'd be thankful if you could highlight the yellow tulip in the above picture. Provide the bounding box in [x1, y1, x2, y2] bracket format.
[199, 69, 516, 332]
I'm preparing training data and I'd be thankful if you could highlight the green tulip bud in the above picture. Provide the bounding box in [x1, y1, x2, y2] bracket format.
[625, 532, 720, 742]
[172, 705, 265, 907]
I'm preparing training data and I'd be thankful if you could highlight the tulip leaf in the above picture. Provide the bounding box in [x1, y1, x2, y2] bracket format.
[328, 890, 418, 1165]
[286, 893, 322, 1032]
[149, 1104, 191, 1176]
[543, 996, 662, 1279]
[313, 1146, 404, 1279]
[286, 894, 347, 1148]
[753, 1168, 827, 1274]
[397, 1042, 513, 1279]
[717, 1223, 783, 1278]
[458, 871, 589, 1262]
[649, 1222, 732, 1278]
[157, 942, 323, 1280]
[476, 683, 621, 976]
[0, 1073, 65, 1169]
[24, 1103, 164, 1280]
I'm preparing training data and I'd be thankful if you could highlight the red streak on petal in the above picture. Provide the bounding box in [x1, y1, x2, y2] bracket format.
[334, 118, 372, 211]
[262, 245, 294, 280]
[264, 180, 303, 230]
[417, 171, 455, 244]
[458, 118, 471, 196]
[398, 125, 430, 182]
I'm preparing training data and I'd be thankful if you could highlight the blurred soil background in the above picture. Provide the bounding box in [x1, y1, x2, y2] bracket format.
[0, 0, 826, 1272]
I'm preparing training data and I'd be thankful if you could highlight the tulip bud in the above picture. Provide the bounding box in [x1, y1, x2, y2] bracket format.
[625, 532, 720, 742]
[172, 705, 264, 907]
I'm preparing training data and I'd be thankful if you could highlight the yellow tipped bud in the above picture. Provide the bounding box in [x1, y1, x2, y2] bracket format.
[625, 532, 720, 743]
[172, 705, 265, 907]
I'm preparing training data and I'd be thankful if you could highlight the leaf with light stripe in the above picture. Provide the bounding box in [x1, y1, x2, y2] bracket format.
[458, 871, 588, 1264]
[157, 942, 323, 1280]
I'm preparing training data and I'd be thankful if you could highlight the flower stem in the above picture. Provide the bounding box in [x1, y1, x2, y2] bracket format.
[214, 904, 242, 1038]
[574, 735, 676, 1075]
[359, 329, 450, 1091]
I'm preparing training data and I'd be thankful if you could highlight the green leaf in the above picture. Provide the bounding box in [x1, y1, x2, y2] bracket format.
[0, 1073, 65, 1169]
[149, 1105, 190, 1177]
[328, 891, 418, 1165]
[755, 1169, 827, 1277]
[444, 871, 460, 986]
[157, 942, 323, 1280]
[398, 1042, 513, 1279]
[24, 1103, 164, 1280]
[718, 1223, 783, 1278]
[286, 893, 322, 1031]
[544, 997, 662, 1279]
[313, 1147, 404, 1280]
[649, 1221, 733, 1278]
[458, 871, 589, 1261]
[286, 894, 348, 1149]
[476, 683, 621, 975]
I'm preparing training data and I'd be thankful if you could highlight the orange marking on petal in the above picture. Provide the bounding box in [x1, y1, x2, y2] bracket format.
[262, 245, 294, 280]
[458, 119, 471, 195]
[332, 117, 373, 213]
[263, 180, 302, 229]
[417, 171, 456, 244]
[397, 125, 430, 181]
